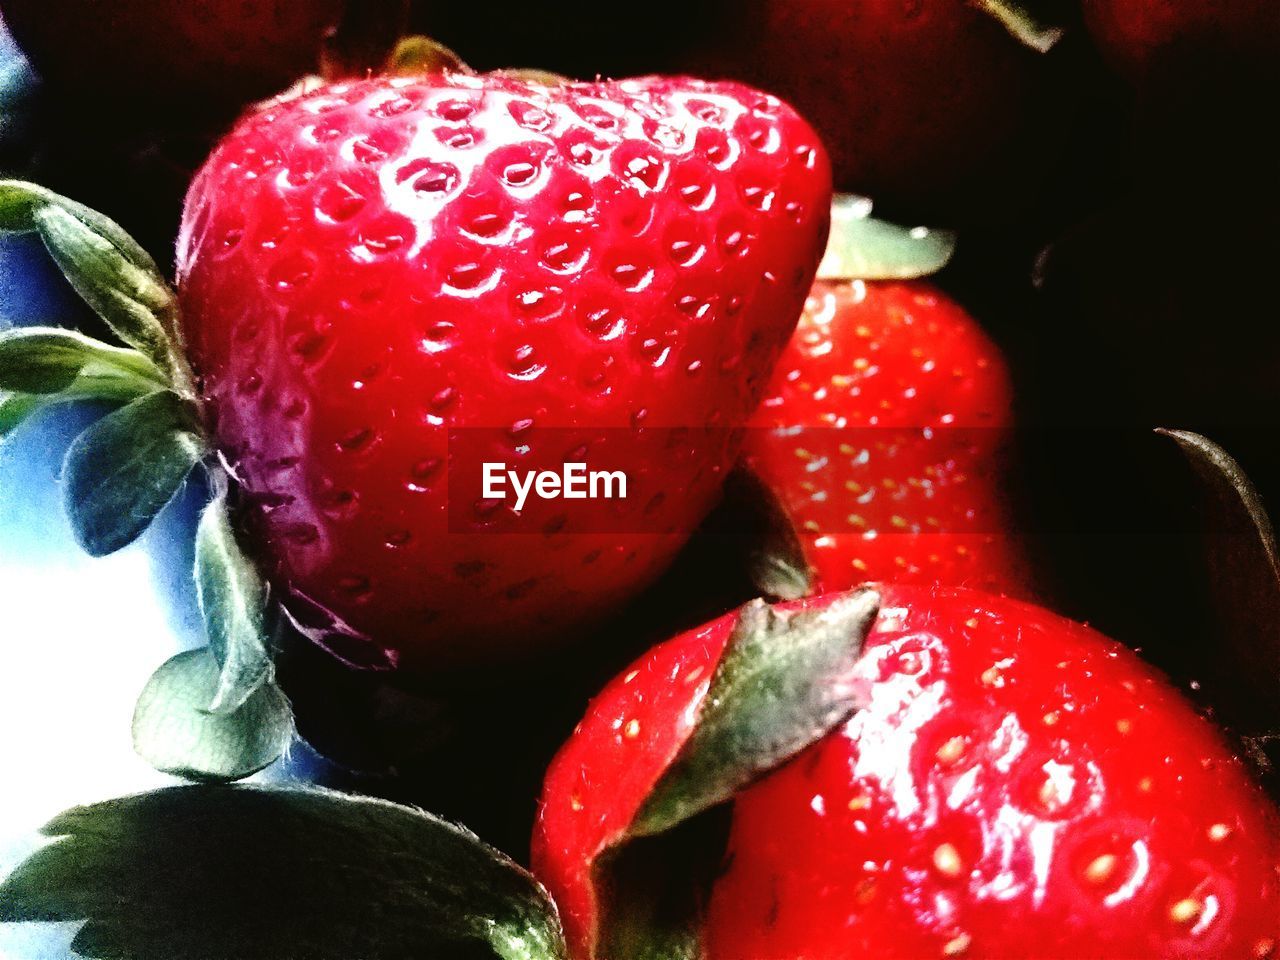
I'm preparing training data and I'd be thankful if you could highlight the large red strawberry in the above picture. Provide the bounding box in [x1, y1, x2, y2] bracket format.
[175, 71, 831, 674]
[533, 585, 1280, 958]
[0, 65, 827, 779]
[741, 275, 1030, 599]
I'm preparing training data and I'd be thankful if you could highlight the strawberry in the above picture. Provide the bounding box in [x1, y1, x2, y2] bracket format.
[533, 585, 1280, 959]
[173, 72, 830, 674]
[741, 276, 1030, 598]
[0, 65, 828, 777]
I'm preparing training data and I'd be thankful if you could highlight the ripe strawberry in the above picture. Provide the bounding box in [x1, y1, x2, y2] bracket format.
[176, 72, 831, 673]
[0, 0, 342, 115]
[741, 278, 1030, 598]
[533, 585, 1280, 959]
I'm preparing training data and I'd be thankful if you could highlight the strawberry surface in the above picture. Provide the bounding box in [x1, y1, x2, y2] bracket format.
[176, 72, 831, 673]
[742, 279, 1030, 597]
[708, 585, 1280, 958]
[534, 586, 1280, 959]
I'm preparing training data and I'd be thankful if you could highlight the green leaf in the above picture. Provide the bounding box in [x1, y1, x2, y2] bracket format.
[1158, 429, 1280, 737]
[34, 204, 177, 366]
[131, 648, 292, 782]
[0, 325, 164, 394]
[0, 372, 162, 442]
[0, 784, 569, 960]
[817, 194, 957, 282]
[631, 589, 881, 837]
[0, 180, 187, 385]
[971, 0, 1067, 53]
[62, 389, 205, 556]
[195, 494, 274, 714]
[0, 179, 45, 231]
[0, 390, 43, 436]
[0, 181, 164, 276]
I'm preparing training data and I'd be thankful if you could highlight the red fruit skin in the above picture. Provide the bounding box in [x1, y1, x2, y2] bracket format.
[1082, 0, 1280, 83]
[0, 0, 341, 114]
[177, 73, 831, 673]
[707, 585, 1280, 958]
[531, 614, 735, 958]
[686, 0, 1033, 211]
[533, 586, 1280, 960]
[743, 280, 1031, 598]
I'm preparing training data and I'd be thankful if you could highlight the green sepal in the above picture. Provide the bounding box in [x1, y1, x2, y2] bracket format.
[195, 492, 275, 715]
[0, 390, 43, 436]
[0, 784, 569, 959]
[817, 194, 957, 282]
[0, 372, 161, 441]
[631, 589, 881, 836]
[0, 181, 163, 288]
[971, 0, 1067, 53]
[385, 35, 475, 76]
[0, 180, 187, 384]
[0, 325, 165, 395]
[62, 389, 205, 556]
[591, 591, 881, 957]
[131, 648, 293, 783]
[33, 204, 178, 369]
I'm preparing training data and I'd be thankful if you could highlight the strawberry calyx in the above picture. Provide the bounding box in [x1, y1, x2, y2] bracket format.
[563, 590, 880, 958]
[969, 0, 1068, 53]
[0, 179, 293, 782]
[383, 35, 475, 77]
[818, 193, 957, 282]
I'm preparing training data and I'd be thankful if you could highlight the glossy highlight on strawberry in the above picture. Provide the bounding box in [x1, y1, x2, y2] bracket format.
[176, 72, 831, 673]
